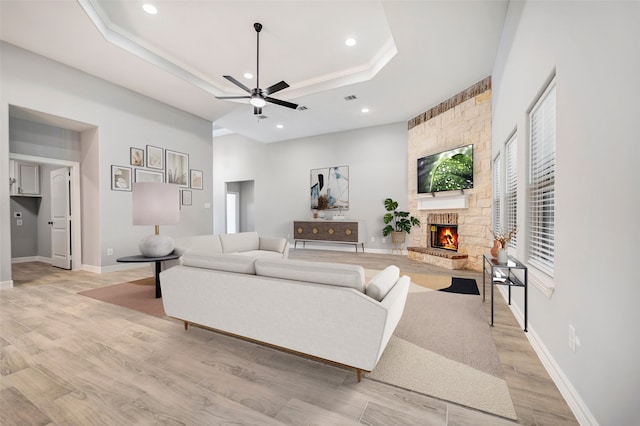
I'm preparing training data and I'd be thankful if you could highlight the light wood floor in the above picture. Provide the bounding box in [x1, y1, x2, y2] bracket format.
[1, 249, 578, 425]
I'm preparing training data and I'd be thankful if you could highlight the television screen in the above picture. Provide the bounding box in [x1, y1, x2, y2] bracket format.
[417, 144, 474, 193]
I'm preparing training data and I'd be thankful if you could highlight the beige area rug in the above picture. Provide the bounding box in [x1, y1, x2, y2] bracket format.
[368, 290, 517, 420]
[78, 277, 166, 318]
[364, 269, 451, 291]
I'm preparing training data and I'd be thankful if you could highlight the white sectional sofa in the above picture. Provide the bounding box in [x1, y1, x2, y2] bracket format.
[162, 231, 288, 270]
[160, 255, 410, 381]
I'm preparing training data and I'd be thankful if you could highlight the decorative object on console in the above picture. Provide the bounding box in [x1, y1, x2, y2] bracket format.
[132, 182, 180, 257]
[490, 239, 501, 258]
[490, 226, 517, 264]
[310, 166, 349, 210]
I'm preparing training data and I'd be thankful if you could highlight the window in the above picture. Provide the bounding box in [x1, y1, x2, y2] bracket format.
[505, 133, 518, 249]
[528, 80, 556, 275]
[492, 154, 501, 234]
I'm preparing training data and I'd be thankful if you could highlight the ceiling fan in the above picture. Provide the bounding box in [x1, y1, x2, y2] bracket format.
[216, 23, 298, 115]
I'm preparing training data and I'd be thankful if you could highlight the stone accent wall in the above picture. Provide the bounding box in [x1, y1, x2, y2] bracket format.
[407, 78, 492, 272]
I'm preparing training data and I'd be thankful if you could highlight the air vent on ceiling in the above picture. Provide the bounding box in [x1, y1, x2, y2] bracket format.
[344, 95, 357, 101]
[297, 106, 308, 111]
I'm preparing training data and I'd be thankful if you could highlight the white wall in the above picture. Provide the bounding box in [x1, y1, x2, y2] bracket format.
[492, 2, 640, 424]
[213, 122, 409, 250]
[1, 42, 214, 282]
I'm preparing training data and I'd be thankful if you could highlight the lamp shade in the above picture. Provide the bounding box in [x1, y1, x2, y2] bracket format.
[132, 183, 180, 257]
[132, 183, 180, 226]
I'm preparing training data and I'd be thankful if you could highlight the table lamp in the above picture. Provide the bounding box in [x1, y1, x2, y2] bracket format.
[132, 182, 180, 257]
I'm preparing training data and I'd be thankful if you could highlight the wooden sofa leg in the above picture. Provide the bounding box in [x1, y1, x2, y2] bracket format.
[184, 321, 189, 330]
[356, 369, 362, 382]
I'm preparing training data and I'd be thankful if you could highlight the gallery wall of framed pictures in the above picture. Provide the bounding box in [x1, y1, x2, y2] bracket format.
[111, 144, 204, 205]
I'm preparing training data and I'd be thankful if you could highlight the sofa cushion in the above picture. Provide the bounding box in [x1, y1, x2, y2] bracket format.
[173, 235, 222, 256]
[365, 265, 400, 301]
[219, 232, 260, 253]
[255, 258, 365, 292]
[259, 236, 287, 254]
[236, 250, 285, 259]
[181, 251, 257, 274]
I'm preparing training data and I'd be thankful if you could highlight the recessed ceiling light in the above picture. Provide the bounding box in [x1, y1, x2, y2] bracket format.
[361, 108, 370, 113]
[243, 73, 254, 79]
[345, 38, 356, 47]
[142, 4, 158, 15]
[276, 124, 284, 129]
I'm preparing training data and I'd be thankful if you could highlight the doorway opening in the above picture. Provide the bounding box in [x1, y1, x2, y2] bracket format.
[225, 180, 255, 233]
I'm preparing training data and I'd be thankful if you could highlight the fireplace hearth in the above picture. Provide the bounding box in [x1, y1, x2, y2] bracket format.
[430, 224, 459, 252]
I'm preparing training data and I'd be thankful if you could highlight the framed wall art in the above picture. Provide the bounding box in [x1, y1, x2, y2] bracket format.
[135, 169, 163, 183]
[146, 145, 164, 170]
[130, 147, 144, 166]
[182, 190, 192, 206]
[190, 169, 203, 190]
[111, 165, 132, 191]
[166, 150, 189, 187]
[310, 165, 349, 210]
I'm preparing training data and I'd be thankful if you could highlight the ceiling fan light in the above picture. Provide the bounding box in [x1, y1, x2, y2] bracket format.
[142, 4, 158, 15]
[250, 96, 266, 108]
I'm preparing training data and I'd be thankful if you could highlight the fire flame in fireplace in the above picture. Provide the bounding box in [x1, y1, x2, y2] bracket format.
[431, 225, 459, 251]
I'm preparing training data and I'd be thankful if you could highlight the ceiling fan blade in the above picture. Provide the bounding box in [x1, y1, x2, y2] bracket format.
[223, 75, 251, 93]
[265, 97, 298, 110]
[264, 80, 289, 96]
[215, 95, 251, 100]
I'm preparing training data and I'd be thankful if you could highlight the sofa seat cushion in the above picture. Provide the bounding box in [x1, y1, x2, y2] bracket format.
[219, 232, 260, 253]
[181, 251, 257, 274]
[365, 265, 400, 302]
[255, 258, 365, 292]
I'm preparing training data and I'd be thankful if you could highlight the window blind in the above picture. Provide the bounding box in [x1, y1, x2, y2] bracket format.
[493, 154, 501, 234]
[506, 134, 518, 249]
[529, 82, 556, 274]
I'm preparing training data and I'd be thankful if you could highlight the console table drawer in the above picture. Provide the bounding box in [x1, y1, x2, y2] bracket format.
[294, 221, 359, 243]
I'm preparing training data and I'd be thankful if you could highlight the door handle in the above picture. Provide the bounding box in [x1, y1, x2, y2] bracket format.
[48, 221, 53, 225]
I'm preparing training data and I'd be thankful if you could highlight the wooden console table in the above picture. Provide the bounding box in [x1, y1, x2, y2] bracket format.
[293, 220, 365, 252]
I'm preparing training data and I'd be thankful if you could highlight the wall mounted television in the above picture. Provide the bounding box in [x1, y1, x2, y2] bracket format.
[417, 144, 474, 194]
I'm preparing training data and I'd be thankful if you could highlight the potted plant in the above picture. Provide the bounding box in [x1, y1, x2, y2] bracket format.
[382, 198, 421, 245]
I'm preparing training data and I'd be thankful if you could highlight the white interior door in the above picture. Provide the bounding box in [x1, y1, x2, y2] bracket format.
[51, 167, 71, 269]
[226, 192, 239, 234]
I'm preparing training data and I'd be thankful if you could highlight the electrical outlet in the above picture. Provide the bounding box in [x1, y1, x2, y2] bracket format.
[568, 325, 576, 353]
[107, 248, 113, 256]
[16, 219, 23, 226]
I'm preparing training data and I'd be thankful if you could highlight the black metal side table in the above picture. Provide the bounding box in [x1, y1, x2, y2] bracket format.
[117, 253, 179, 298]
[482, 253, 528, 332]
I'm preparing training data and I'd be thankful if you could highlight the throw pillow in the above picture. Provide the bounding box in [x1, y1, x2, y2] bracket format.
[365, 265, 400, 301]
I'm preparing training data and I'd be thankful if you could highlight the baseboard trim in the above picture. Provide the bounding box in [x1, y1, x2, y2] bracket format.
[496, 287, 598, 426]
[0, 279, 14, 290]
[11, 256, 52, 264]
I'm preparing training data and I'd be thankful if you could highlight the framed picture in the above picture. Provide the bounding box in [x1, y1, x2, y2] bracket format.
[190, 169, 203, 190]
[111, 165, 132, 191]
[166, 150, 189, 187]
[182, 190, 192, 206]
[135, 168, 163, 183]
[310, 165, 349, 210]
[146, 145, 164, 170]
[130, 147, 144, 166]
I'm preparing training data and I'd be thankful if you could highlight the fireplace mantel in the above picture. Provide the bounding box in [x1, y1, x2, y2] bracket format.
[417, 193, 469, 210]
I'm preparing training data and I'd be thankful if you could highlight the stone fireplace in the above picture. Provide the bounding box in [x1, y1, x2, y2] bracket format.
[406, 77, 493, 272]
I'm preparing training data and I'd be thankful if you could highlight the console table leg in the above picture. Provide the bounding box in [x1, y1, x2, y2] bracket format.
[154, 261, 162, 298]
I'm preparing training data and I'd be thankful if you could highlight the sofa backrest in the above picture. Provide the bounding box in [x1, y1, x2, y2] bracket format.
[255, 258, 366, 292]
[219, 232, 260, 253]
[174, 235, 222, 256]
[181, 252, 257, 274]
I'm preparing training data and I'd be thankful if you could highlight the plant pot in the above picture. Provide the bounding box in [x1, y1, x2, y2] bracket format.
[391, 231, 406, 246]
[497, 248, 508, 264]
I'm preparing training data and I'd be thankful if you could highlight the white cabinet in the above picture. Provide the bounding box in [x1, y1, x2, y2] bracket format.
[10, 160, 41, 196]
